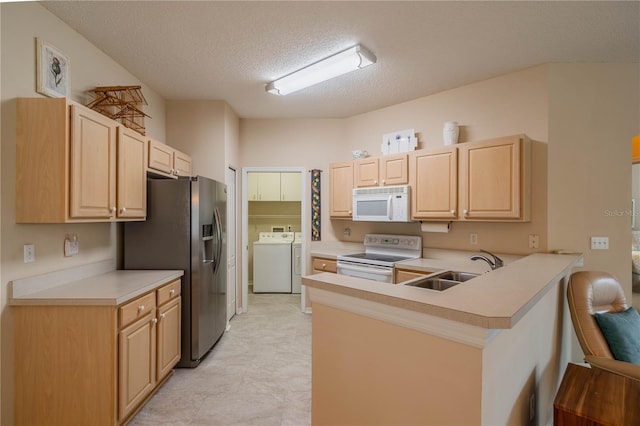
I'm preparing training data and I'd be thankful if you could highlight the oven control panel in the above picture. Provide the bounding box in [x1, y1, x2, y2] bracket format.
[364, 234, 422, 250]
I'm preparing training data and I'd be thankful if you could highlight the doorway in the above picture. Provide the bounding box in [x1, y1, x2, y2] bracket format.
[226, 166, 238, 325]
[241, 167, 308, 313]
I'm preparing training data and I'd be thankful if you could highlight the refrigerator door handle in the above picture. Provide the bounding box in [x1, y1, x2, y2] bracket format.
[212, 208, 223, 275]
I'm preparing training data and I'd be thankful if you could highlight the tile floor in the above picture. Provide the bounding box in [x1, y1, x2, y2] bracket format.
[129, 293, 311, 426]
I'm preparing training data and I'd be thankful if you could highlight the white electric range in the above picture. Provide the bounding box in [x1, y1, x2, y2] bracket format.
[337, 234, 422, 283]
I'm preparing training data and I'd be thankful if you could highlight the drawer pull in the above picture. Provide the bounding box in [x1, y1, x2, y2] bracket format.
[138, 305, 145, 312]
[169, 289, 175, 295]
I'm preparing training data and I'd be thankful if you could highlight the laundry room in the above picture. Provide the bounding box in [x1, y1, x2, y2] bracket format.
[247, 171, 302, 294]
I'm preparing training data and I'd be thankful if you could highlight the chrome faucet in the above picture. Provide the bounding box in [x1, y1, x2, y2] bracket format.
[470, 249, 504, 270]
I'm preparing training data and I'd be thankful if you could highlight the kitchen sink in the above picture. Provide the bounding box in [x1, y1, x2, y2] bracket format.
[432, 271, 479, 282]
[404, 270, 480, 291]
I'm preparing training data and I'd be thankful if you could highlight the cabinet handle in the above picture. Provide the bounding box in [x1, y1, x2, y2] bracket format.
[138, 305, 145, 312]
[169, 289, 175, 295]
[110, 206, 116, 214]
[160, 313, 166, 320]
[170, 168, 175, 174]
[321, 263, 327, 270]
[374, 180, 378, 185]
[174, 169, 180, 176]
[464, 209, 469, 216]
[120, 207, 127, 214]
[152, 318, 158, 324]
[450, 210, 455, 215]
[382, 179, 386, 185]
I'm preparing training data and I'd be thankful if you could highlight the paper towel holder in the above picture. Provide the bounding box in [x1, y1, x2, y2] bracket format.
[419, 221, 452, 233]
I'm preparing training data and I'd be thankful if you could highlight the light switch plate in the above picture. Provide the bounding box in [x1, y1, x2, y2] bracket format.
[24, 244, 35, 263]
[64, 234, 79, 257]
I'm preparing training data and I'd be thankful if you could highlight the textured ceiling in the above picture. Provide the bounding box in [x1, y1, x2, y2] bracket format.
[42, 1, 640, 119]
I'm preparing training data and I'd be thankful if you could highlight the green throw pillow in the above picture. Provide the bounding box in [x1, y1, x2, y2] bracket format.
[594, 307, 640, 364]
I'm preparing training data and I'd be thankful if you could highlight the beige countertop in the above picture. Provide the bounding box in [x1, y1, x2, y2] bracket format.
[10, 269, 184, 306]
[303, 253, 581, 329]
[310, 241, 364, 259]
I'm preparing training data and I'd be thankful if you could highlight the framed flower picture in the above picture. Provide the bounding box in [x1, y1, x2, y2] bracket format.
[36, 38, 70, 98]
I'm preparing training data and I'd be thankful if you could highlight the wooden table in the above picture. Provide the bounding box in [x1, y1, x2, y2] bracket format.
[554, 363, 640, 425]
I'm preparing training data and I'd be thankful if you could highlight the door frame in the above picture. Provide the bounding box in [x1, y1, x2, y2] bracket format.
[241, 166, 309, 313]
[226, 166, 238, 324]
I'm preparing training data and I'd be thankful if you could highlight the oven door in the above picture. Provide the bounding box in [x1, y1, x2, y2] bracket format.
[336, 261, 394, 283]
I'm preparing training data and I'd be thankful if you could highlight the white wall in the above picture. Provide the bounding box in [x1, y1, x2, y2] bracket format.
[0, 4, 167, 424]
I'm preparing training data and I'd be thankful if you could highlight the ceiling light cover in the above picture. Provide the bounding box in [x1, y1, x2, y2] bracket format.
[266, 45, 376, 96]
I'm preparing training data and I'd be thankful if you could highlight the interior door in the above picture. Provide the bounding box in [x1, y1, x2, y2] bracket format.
[226, 167, 237, 322]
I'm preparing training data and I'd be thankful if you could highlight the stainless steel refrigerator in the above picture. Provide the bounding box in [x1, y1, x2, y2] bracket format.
[124, 176, 226, 368]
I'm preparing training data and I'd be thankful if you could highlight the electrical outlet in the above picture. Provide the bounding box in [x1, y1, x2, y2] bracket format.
[528, 234, 539, 249]
[23, 244, 35, 263]
[591, 237, 609, 250]
[470, 233, 478, 245]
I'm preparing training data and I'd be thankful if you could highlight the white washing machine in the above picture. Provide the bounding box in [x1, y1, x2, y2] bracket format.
[291, 232, 302, 294]
[253, 232, 294, 293]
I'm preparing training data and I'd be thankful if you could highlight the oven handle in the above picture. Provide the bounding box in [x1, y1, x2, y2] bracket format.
[337, 262, 394, 276]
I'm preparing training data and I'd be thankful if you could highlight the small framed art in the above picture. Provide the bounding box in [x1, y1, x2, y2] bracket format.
[36, 38, 70, 98]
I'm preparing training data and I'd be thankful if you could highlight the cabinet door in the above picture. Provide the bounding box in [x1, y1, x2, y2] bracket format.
[354, 157, 380, 187]
[173, 149, 192, 177]
[380, 154, 408, 186]
[69, 105, 117, 219]
[148, 138, 176, 177]
[281, 172, 301, 201]
[460, 136, 524, 219]
[410, 148, 457, 219]
[119, 313, 157, 421]
[329, 162, 354, 218]
[157, 297, 181, 380]
[117, 127, 147, 219]
[258, 172, 281, 201]
[247, 172, 259, 201]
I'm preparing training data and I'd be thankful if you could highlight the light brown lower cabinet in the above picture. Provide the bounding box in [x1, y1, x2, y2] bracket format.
[312, 257, 337, 274]
[14, 279, 182, 425]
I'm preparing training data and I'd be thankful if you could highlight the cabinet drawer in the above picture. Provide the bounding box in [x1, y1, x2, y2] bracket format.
[312, 258, 337, 273]
[120, 292, 156, 328]
[157, 279, 181, 306]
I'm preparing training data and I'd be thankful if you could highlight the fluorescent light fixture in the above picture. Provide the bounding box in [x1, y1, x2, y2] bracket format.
[266, 45, 376, 96]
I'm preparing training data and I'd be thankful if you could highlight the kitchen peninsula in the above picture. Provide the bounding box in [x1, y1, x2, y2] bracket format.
[302, 252, 581, 425]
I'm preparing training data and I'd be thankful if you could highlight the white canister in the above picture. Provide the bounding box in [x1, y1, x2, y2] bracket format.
[443, 121, 459, 146]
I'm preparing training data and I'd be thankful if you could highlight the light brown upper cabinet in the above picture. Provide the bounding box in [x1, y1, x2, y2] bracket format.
[408, 135, 530, 222]
[380, 153, 409, 186]
[329, 161, 354, 218]
[354, 154, 408, 187]
[354, 157, 380, 187]
[117, 127, 148, 219]
[16, 97, 147, 223]
[458, 134, 531, 221]
[410, 147, 458, 220]
[148, 138, 192, 178]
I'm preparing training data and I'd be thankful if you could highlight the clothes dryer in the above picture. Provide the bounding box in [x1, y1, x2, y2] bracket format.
[292, 232, 302, 294]
[253, 232, 294, 293]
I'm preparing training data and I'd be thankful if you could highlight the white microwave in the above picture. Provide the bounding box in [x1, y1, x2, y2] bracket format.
[352, 185, 412, 222]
